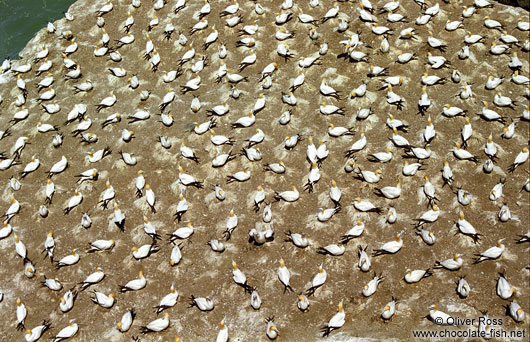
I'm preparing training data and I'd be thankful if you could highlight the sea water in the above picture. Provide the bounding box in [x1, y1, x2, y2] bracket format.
[0, 0, 77, 59]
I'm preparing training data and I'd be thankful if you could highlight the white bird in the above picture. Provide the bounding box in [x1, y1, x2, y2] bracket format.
[91, 291, 115, 308]
[489, 179, 505, 201]
[131, 243, 159, 260]
[404, 269, 432, 283]
[373, 233, 403, 256]
[53, 320, 78, 342]
[189, 296, 214, 311]
[356, 245, 371, 272]
[497, 272, 516, 300]
[306, 264, 327, 296]
[120, 271, 146, 292]
[117, 309, 135, 332]
[381, 297, 397, 320]
[353, 197, 382, 213]
[474, 239, 505, 263]
[428, 305, 451, 325]
[16, 298, 27, 329]
[285, 231, 309, 248]
[80, 267, 105, 290]
[322, 301, 345, 337]
[140, 312, 170, 333]
[434, 254, 463, 271]
[317, 243, 345, 256]
[25, 321, 52, 342]
[87, 239, 115, 253]
[297, 294, 310, 312]
[456, 211, 480, 242]
[508, 147, 528, 172]
[232, 261, 252, 292]
[278, 258, 293, 292]
[56, 249, 80, 269]
[402, 161, 424, 176]
[375, 181, 401, 199]
[508, 301, 525, 322]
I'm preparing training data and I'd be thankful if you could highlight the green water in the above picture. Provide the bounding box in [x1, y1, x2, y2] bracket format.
[0, 0, 77, 59]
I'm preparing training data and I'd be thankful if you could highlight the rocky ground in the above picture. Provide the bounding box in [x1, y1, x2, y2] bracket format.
[0, 0, 529, 341]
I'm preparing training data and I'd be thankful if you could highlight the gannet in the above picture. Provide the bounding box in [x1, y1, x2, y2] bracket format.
[87, 239, 115, 253]
[404, 268, 432, 283]
[484, 134, 497, 160]
[402, 161, 424, 176]
[382, 297, 397, 320]
[96, 91, 116, 111]
[226, 168, 250, 184]
[387, 114, 408, 131]
[416, 227, 436, 245]
[508, 301, 525, 322]
[265, 317, 279, 340]
[496, 272, 516, 299]
[25, 321, 51, 342]
[353, 197, 382, 213]
[368, 147, 393, 163]
[53, 320, 78, 342]
[457, 212, 480, 242]
[427, 31, 447, 51]
[501, 122, 516, 139]
[20, 155, 40, 178]
[132, 243, 159, 260]
[345, 133, 367, 157]
[248, 226, 274, 245]
[304, 162, 320, 192]
[508, 147, 528, 172]
[140, 312, 170, 333]
[99, 180, 115, 209]
[75, 168, 98, 184]
[317, 243, 345, 255]
[16, 298, 27, 330]
[297, 294, 310, 312]
[375, 181, 401, 199]
[428, 305, 451, 325]
[489, 179, 505, 200]
[91, 290, 115, 309]
[306, 264, 327, 296]
[168, 241, 182, 265]
[169, 222, 194, 242]
[497, 202, 511, 219]
[453, 143, 478, 162]
[189, 295, 214, 311]
[278, 258, 293, 293]
[371, 23, 392, 35]
[354, 245, 371, 272]
[81, 212, 91, 229]
[208, 239, 225, 253]
[452, 70, 461, 83]
[387, 207, 397, 224]
[434, 254, 463, 270]
[120, 271, 146, 292]
[3, 195, 20, 222]
[415, 205, 440, 227]
[232, 261, 252, 293]
[59, 288, 77, 312]
[56, 249, 80, 269]
[0, 222, 12, 240]
[474, 239, 505, 263]
[322, 301, 345, 337]
[373, 233, 403, 256]
[341, 219, 365, 244]
[285, 231, 309, 248]
[79, 267, 105, 290]
[118, 309, 135, 332]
